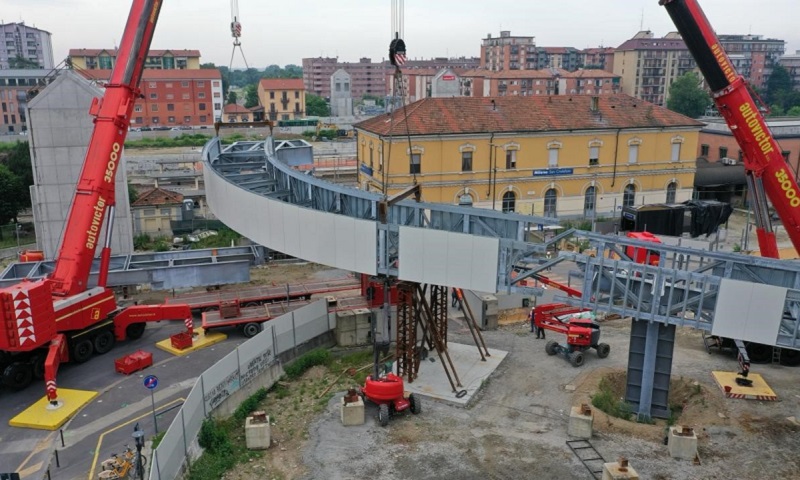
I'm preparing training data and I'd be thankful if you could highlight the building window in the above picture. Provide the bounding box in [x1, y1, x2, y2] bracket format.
[198, 92, 206, 99]
[200, 115, 207, 122]
[623, 184, 636, 207]
[719, 146, 728, 159]
[149, 93, 157, 99]
[135, 116, 143, 124]
[160, 208, 171, 215]
[151, 104, 159, 112]
[589, 146, 599, 166]
[410, 153, 421, 174]
[197, 81, 205, 87]
[282, 114, 290, 120]
[548, 147, 559, 167]
[628, 144, 639, 164]
[148, 82, 156, 88]
[167, 104, 174, 111]
[165, 83, 173, 88]
[584, 186, 596, 218]
[505, 150, 517, 169]
[544, 189, 558, 217]
[134, 104, 142, 112]
[700, 144, 709, 157]
[182, 93, 190, 100]
[166, 94, 174, 100]
[502, 191, 516, 213]
[461, 151, 473, 172]
[168, 116, 175, 123]
[738, 150, 744, 162]
[214, 103, 221, 110]
[152, 117, 160, 124]
[144, 209, 156, 216]
[671, 142, 681, 162]
[184, 116, 191, 123]
[782, 151, 791, 163]
[666, 182, 677, 204]
[295, 91, 300, 99]
[213, 81, 220, 87]
[270, 91, 275, 99]
[199, 103, 206, 111]
[181, 81, 189, 87]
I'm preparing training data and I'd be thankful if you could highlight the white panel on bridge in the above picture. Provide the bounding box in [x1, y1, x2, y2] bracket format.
[399, 226, 499, 293]
[712, 278, 786, 346]
[205, 169, 377, 276]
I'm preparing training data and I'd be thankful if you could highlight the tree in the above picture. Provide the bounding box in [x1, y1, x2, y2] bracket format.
[0, 165, 23, 236]
[226, 90, 238, 105]
[128, 183, 139, 205]
[667, 73, 711, 118]
[766, 64, 792, 105]
[362, 94, 385, 107]
[9, 55, 39, 69]
[306, 94, 330, 117]
[787, 106, 800, 117]
[3, 141, 33, 209]
[244, 84, 259, 108]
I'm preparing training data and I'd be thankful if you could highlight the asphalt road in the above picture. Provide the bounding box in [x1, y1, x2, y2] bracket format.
[0, 316, 245, 480]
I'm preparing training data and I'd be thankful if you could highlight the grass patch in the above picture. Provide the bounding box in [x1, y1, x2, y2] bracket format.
[151, 431, 166, 449]
[284, 348, 331, 380]
[591, 377, 633, 421]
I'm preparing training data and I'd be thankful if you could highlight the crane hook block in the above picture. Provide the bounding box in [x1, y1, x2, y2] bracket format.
[389, 38, 406, 67]
[231, 20, 242, 38]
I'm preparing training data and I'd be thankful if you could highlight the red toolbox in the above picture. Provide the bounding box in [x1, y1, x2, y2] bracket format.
[115, 350, 153, 375]
[170, 331, 193, 350]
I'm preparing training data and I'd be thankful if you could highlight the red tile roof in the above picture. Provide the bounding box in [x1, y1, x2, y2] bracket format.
[132, 187, 184, 207]
[259, 78, 305, 90]
[77, 68, 222, 81]
[223, 104, 252, 114]
[354, 94, 703, 137]
[484, 69, 566, 79]
[561, 69, 620, 79]
[69, 48, 201, 57]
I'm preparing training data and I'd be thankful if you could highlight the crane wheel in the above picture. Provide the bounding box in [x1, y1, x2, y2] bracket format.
[93, 330, 116, 355]
[569, 351, 585, 368]
[71, 339, 94, 363]
[779, 349, 800, 366]
[32, 354, 46, 379]
[3, 362, 33, 390]
[545, 340, 559, 356]
[745, 342, 772, 363]
[596, 343, 610, 359]
[409, 393, 421, 414]
[242, 322, 261, 338]
[126, 323, 147, 340]
[378, 403, 390, 427]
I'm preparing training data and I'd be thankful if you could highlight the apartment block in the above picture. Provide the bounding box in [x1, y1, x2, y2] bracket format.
[258, 78, 305, 121]
[559, 70, 621, 95]
[540, 47, 581, 71]
[780, 50, 800, 91]
[68, 49, 201, 70]
[79, 68, 224, 128]
[302, 57, 386, 99]
[480, 31, 538, 71]
[0, 22, 54, 70]
[0, 69, 54, 134]
[581, 47, 616, 72]
[613, 31, 695, 106]
[718, 34, 785, 91]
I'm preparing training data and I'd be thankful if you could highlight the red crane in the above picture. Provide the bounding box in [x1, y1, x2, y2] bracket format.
[660, 0, 800, 259]
[0, 0, 190, 405]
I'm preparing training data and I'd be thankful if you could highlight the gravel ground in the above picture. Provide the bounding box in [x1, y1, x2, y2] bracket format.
[301, 258, 800, 480]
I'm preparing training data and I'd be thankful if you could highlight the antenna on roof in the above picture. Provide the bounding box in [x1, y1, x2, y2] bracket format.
[639, 8, 644, 31]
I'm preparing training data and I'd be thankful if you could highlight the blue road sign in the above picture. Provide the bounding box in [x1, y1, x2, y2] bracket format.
[143, 375, 158, 390]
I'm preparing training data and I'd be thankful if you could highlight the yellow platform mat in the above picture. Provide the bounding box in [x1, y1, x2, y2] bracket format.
[155, 327, 227, 356]
[10, 388, 98, 430]
[711, 371, 777, 401]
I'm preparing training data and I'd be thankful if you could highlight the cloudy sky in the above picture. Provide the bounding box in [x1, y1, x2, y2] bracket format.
[4, 0, 798, 68]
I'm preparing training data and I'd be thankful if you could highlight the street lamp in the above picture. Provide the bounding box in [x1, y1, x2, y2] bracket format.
[132, 423, 145, 480]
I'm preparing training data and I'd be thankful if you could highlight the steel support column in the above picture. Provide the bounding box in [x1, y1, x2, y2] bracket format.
[430, 285, 448, 348]
[396, 281, 417, 383]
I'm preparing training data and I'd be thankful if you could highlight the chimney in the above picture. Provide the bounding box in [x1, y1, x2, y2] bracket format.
[590, 96, 599, 113]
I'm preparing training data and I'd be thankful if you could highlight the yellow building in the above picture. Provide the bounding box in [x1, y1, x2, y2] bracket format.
[257, 78, 306, 121]
[68, 49, 201, 70]
[354, 95, 703, 219]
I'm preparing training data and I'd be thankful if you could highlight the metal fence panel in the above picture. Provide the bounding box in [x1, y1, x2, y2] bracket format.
[154, 415, 186, 480]
[182, 380, 205, 449]
[273, 312, 296, 355]
[293, 301, 329, 345]
[238, 324, 276, 387]
[202, 350, 240, 412]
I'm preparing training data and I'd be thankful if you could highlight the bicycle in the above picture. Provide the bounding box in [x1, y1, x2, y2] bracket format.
[99, 445, 147, 479]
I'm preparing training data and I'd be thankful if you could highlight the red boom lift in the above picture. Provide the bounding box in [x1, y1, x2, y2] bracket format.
[0, 0, 191, 406]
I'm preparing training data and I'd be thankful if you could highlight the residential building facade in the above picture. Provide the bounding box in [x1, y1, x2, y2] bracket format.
[581, 47, 616, 72]
[559, 70, 621, 95]
[258, 78, 305, 121]
[302, 57, 386, 99]
[68, 49, 201, 70]
[223, 103, 252, 123]
[0, 22, 54, 70]
[79, 69, 224, 128]
[354, 95, 702, 218]
[613, 31, 696, 106]
[698, 117, 800, 172]
[480, 31, 537, 71]
[0, 69, 54, 134]
[540, 47, 581, 71]
[131, 187, 185, 237]
[779, 50, 800, 91]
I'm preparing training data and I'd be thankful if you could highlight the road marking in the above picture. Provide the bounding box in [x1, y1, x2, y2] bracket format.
[17, 461, 43, 478]
[87, 397, 184, 480]
[15, 431, 55, 475]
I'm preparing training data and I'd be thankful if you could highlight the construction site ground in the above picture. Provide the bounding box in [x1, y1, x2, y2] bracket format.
[215, 245, 800, 480]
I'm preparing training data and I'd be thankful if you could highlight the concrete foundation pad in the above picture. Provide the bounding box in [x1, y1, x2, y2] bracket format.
[602, 461, 640, 480]
[245, 416, 271, 450]
[568, 405, 594, 438]
[340, 397, 366, 426]
[711, 371, 777, 401]
[668, 426, 698, 460]
[10, 388, 98, 430]
[404, 342, 508, 407]
[155, 327, 227, 356]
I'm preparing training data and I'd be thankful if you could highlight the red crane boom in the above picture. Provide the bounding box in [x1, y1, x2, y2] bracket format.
[660, 0, 800, 258]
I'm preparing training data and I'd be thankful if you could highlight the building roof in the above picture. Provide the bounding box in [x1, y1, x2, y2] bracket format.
[540, 47, 577, 54]
[223, 103, 252, 114]
[616, 37, 687, 51]
[483, 69, 567, 79]
[132, 187, 184, 207]
[69, 48, 201, 57]
[561, 69, 620, 79]
[259, 78, 305, 90]
[77, 68, 221, 81]
[0, 22, 51, 34]
[354, 94, 703, 137]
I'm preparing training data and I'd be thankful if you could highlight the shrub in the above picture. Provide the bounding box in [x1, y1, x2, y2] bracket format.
[591, 377, 633, 421]
[233, 387, 268, 422]
[198, 418, 232, 456]
[284, 348, 331, 380]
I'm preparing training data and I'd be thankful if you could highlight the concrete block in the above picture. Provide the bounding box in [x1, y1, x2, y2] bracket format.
[244, 414, 271, 450]
[668, 426, 698, 460]
[568, 404, 594, 438]
[340, 396, 365, 426]
[602, 459, 639, 480]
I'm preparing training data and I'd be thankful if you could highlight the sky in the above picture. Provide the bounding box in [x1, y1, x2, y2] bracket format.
[4, 0, 799, 68]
